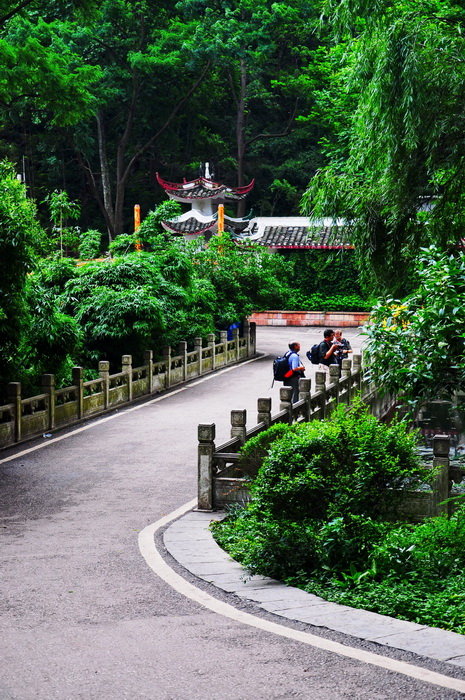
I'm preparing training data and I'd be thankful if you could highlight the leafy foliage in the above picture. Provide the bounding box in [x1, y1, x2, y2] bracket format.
[303, 0, 465, 294]
[213, 400, 426, 579]
[364, 246, 465, 409]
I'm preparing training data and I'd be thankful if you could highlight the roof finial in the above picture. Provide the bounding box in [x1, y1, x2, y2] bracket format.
[204, 162, 211, 179]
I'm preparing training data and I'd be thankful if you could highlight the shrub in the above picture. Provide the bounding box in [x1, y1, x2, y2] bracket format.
[79, 229, 102, 259]
[213, 400, 427, 580]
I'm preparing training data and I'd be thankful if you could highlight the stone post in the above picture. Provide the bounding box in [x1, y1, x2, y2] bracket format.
[197, 423, 216, 511]
[432, 434, 451, 516]
[231, 409, 247, 445]
[194, 337, 202, 376]
[41, 374, 55, 431]
[122, 355, 133, 402]
[163, 346, 172, 388]
[144, 350, 154, 394]
[250, 321, 256, 356]
[8, 382, 21, 442]
[257, 397, 272, 428]
[72, 367, 84, 419]
[315, 371, 326, 419]
[299, 377, 312, 421]
[243, 318, 251, 357]
[328, 365, 340, 413]
[207, 333, 216, 371]
[99, 360, 110, 409]
[340, 358, 352, 404]
[233, 327, 240, 361]
[280, 386, 293, 423]
[352, 354, 362, 393]
[178, 341, 187, 382]
[220, 330, 228, 366]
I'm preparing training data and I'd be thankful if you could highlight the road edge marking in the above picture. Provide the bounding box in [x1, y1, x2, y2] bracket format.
[0, 355, 264, 465]
[138, 501, 465, 695]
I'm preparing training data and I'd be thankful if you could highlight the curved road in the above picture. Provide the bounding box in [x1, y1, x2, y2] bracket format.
[1, 327, 464, 699]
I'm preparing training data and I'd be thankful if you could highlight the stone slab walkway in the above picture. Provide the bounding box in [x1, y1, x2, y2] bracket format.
[164, 509, 465, 669]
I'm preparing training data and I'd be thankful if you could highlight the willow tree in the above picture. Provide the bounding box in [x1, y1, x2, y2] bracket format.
[302, 0, 465, 294]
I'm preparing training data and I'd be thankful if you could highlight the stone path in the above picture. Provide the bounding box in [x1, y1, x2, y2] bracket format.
[164, 510, 465, 668]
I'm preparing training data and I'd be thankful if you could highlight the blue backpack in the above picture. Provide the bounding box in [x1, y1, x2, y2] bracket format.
[272, 351, 291, 382]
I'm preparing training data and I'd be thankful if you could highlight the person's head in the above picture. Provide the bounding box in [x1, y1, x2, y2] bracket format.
[323, 328, 334, 342]
[289, 342, 300, 352]
[335, 330, 343, 341]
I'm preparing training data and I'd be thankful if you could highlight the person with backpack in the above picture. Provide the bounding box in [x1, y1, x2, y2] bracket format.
[283, 342, 305, 403]
[307, 328, 340, 372]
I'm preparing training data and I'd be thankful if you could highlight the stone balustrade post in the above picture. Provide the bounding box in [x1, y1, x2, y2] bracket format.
[243, 319, 251, 357]
[144, 350, 154, 393]
[250, 321, 256, 356]
[340, 359, 352, 404]
[197, 423, 216, 510]
[178, 341, 187, 382]
[315, 371, 327, 419]
[432, 434, 451, 516]
[299, 377, 312, 421]
[72, 367, 84, 419]
[207, 333, 216, 371]
[122, 354, 133, 402]
[41, 374, 56, 431]
[352, 354, 362, 393]
[220, 330, 228, 366]
[280, 386, 293, 423]
[328, 365, 340, 413]
[99, 361, 110, 409]
[257, 397, 272, 428]
[194, 337, 202, 376]
[8, 382, 21, 442]
[163, 346, 172, 388]
[231, 409, 247, 445]
[233, 327, 240, 361]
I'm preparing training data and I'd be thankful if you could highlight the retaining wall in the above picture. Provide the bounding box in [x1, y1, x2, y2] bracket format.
[249, 310, 370, 327]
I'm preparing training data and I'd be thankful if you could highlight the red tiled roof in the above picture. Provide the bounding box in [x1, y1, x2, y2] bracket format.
[156, 173, 254, 201]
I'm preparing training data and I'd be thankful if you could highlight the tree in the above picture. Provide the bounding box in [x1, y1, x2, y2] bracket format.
[69, 0, 212, 240]
[302, 0, 465, 293]
[179, 0, 326, 214]
[0, 161, 45, 387]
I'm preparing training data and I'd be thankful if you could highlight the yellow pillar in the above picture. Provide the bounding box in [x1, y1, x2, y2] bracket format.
[217, 204, 224, 234]
[134, 204, 142, 250]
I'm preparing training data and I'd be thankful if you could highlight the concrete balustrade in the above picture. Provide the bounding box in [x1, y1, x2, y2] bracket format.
[0, 322, 256, 450]
[197, 355, 410, 512]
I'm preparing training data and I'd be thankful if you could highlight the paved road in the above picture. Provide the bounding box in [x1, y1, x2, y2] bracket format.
[1, 327, 464, 699]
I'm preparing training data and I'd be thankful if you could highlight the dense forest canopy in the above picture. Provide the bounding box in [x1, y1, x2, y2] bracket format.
[1, 0, 329, 238]
[3, 0, 465, 402]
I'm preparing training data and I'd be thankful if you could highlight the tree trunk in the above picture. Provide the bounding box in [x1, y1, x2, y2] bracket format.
[96, 111, 115, 240]
[236, 59, 247, 218]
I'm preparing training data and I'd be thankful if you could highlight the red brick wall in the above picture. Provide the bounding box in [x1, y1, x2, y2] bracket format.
[249, 311, 370, 327]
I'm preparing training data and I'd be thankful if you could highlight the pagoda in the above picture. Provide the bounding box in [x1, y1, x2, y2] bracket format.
[156, 163, 254, 239]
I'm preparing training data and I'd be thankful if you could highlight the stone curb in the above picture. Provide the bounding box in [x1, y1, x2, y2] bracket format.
[163, 509, 465, 668]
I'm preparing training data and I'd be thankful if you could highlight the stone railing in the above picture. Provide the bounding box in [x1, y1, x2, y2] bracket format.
[197, 355, 396, 510]
[0, 322, 256, 450]
[197, 358, 460, 520]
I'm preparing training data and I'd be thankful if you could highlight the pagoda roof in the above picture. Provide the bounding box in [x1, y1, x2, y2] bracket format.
[254, 225, 353, 249]
[162, 215, 250, 236]
[156, 172, 254, 201]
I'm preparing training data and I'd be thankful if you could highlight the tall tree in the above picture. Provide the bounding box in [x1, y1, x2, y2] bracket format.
[302, 0, 465, 293]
